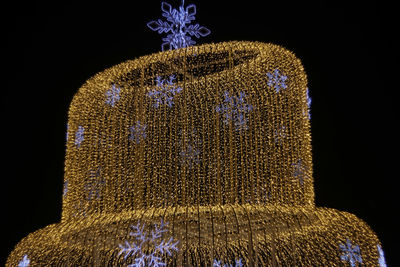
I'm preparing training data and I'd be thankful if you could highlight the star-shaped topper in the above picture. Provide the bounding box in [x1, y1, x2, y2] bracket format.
[147, 0, 211, 51]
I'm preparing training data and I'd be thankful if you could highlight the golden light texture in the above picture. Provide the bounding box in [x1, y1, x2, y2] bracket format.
[8, 41, 382, 266]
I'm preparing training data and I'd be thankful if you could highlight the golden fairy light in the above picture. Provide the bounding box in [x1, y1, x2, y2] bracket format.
[7, 41, 385, 266]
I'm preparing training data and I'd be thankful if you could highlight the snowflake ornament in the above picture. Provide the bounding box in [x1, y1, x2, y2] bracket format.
[63, 180, 68, 197]
[274, 125, 287, 145]
[18, 254, 30, 267]
[303, 87, 311, 119]
[267, 69, 288, 93]
[129, 121, 147, 144]
[118, 219, 179, 267]
[339, 239, 363, 267]
[75, 126, 85, 148]
[147, 75, 182, 108]
[85, 167, 106, 200]
[179, 129, 201, 169]
[180, 144, 200, 168]
[377, 244, 387, 267]
[147, 0, 211, 51]
[106, 84, 121, 107]
[66, 123, 69, 142]
[291, 159, 309, 186]
[216, 91, 254, 131]
[213, 258, 243, 267]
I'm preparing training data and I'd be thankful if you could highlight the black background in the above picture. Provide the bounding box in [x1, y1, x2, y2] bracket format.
[3, 1, 398, 266]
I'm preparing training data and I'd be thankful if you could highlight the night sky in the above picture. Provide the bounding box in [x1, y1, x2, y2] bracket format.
[3, 1, 398, 266]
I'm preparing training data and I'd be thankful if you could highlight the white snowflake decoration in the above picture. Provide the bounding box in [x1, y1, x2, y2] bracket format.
[377, 244, 387, 267]
[339, 239, 363, 267]
[147, 75, 182, 108]
[305, 87, 311, 119]
[66, 123, 69, 142]
[180, 144, 200, 168]
[118, 219, 179, 267]
[75, 126, 85, 147]
[147, 0, 211, 51]
[63, 180, 68, 197]
[213, 258, 243, 267]
[216, 91, 254, 131]
[129, 121, 147, 144]
[18, 254, 30, 267]
[85, 167, 105, 200]
[267, 69, 288, 93]
[179, 129, 201, 169]
[302, 87, 312, 120]
[106, 84, 121, 107]
[291, 159, 309, 186]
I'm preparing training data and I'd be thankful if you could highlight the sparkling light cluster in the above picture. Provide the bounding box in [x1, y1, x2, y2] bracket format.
[7, 41, 385, 266]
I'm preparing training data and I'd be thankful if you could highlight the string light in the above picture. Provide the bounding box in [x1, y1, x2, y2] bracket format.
[7, 41, 385, 266]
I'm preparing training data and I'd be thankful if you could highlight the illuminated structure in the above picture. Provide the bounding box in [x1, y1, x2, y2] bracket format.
[7, 1, 387, 266]
[7, 40, 387, 266]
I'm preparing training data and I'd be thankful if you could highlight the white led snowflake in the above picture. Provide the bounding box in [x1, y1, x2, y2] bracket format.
[291, 159, 309, 186]
[179, 129, 201, 169]
[267, 69, 288, 93]
[339, 239, 363, 267]
[302, 87, 311, 119]
[213, 258, 243, 267]
[129, 121, 147, 144]
[85, 167, 105, 201]
[180, 144, 200, 168]
[216, 91, 254, 131]
[147, 0, 211, 51]
[75, 126, 85, 147]
[18, 254, 30, 267]
[106, 84, 121, 107]
[63, 180, 68, 197]
[118, 219, 179, 267]
[147, 75, 182, 108]
[66, 123, 69, 142]
[306, 87, 311, 119]
[377, 244, 387, 267]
